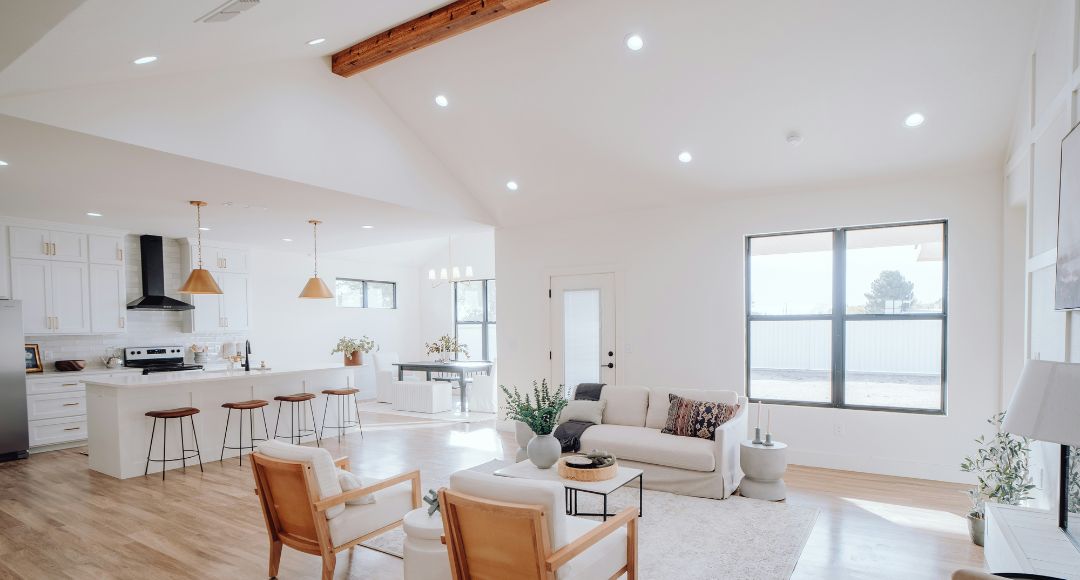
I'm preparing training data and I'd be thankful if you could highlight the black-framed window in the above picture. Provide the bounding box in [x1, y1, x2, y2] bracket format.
[454, 279, 495, 361]
[745, 220, 948, 414]
[335, 278, 397, 309]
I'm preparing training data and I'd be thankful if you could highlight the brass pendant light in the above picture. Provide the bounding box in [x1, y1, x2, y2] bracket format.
[299, 219, 334, 299]
[179, 201, 223, 295]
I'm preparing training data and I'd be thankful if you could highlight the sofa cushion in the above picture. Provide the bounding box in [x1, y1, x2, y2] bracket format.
[559, 399, 606, 425]
[645, 388, 740, 430]
[599, 385, 649, 427]
[579, 424, 715, 472]
[661, 394, 740, 440]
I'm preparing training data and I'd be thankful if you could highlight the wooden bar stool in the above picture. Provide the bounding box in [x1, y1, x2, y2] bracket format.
[319, 388, 364, 441]
[272, 393, 321, 447]
[143, 407, 203, 480]
[219, 399, 270, 466]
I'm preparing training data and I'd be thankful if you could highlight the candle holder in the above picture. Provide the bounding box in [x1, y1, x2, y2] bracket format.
[752, 427, 763, 445]
[763, 432, 775, 447]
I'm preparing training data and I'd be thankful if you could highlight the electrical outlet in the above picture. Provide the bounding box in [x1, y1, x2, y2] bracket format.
[833, 424, 845, 436]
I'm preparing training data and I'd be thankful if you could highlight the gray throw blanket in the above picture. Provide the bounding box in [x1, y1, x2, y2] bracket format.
[554, 383, 606, 452]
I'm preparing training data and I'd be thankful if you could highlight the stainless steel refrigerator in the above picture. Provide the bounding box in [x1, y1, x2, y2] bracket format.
[0, 300, 29, 461]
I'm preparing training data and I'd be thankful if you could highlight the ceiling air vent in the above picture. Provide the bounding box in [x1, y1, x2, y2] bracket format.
[196, 0, 260, 23]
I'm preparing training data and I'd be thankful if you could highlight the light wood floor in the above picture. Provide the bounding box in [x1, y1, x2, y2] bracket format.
[0, 412, 983, 579]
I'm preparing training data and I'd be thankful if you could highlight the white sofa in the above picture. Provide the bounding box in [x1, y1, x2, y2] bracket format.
[576, 385, 748, 500]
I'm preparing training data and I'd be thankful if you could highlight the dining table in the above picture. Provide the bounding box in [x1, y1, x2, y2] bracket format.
[393, 360, 494, 413]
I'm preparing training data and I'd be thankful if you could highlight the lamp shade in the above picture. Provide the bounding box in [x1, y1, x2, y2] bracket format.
[179, 268, 223, 294]
[1002, 360, 1080, 446]
[299, 276, 334, 299]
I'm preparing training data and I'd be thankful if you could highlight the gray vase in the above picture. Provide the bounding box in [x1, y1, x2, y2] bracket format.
[514, 421, 534, 449]
[967, 515, 985, 547]
[527, 433, 561, 469]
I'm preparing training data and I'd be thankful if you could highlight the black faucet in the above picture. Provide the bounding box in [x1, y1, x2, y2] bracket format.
[243, 340, 251, 372]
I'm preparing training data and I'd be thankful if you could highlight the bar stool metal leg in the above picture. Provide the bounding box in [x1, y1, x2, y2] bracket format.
[179, 415, 187, 472]
[220, 408, 231, 462]
[274, 401, 283, 441]
[352, 393, 364, 439]
[161, 418, 167, 481]
[144, 417, 157, 477]
[308, 399, 322, 447]
[190, 415, 204, 472]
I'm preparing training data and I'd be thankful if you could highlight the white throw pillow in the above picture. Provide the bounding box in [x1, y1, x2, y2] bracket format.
[256, 440, 346, 519]
[558, 399, 607, 425]
[337, 468, 377, 505]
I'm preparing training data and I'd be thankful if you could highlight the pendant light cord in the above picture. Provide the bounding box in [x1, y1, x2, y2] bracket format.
[312, 220, 319, 277]
[195, 204, 204, 269]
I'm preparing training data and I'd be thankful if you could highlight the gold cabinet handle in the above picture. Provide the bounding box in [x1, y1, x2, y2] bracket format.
[61, 383, 79, 387]
[62, 402, 80, 407]
[63, 426, 81, 431]
[43, 241, 50, 256]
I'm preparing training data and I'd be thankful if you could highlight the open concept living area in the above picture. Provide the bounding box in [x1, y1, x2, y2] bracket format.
[1, 1, 1080, 579]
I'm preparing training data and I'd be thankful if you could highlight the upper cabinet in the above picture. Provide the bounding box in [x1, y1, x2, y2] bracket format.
[189, 243, 248, 273]
[88, 235, 125, 266]
[89, 264, 126, 333]
[180, 239, 251, 334]
[11, 259, 91, 334]
[10, 227, 87, 262]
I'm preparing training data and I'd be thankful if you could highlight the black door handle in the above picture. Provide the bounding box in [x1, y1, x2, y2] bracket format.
[603, 363, 614, 369]
[608, 351, 614, 357]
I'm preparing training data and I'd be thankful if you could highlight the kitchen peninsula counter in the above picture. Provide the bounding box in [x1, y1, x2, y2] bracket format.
[86, 366, 354, 479]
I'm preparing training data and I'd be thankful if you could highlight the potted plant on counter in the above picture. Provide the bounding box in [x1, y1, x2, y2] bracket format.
[501, 380, 568, 469]
[331, 336, 377, 367]
[959, 411, 1035, 546]
[425, 335, 468, 362]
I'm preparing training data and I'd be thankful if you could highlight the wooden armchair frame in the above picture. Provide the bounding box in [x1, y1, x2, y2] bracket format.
[438, 488, 638, 580]
[250, 453, 421, 580]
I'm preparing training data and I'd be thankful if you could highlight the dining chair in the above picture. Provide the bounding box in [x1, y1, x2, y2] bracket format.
[251, 440, 420, 580]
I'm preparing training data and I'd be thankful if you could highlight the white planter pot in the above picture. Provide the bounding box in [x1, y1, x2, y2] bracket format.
[527, 433, 561, 469]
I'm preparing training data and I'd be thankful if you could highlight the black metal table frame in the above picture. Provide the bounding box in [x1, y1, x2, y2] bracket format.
[394, 362, 493, 413]
[564, 473, 644, 521]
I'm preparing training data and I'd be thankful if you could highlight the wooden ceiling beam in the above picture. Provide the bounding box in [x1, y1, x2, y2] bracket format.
[331, 0, 548, 77]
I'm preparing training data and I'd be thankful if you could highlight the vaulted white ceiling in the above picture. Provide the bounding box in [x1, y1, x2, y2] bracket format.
[0, 0, 1042, 242]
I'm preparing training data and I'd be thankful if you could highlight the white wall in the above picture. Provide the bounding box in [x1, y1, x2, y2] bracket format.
[418, 231, 496, 346]
[1002, 0, 1079, 509]
[496, 167, 1003, 483]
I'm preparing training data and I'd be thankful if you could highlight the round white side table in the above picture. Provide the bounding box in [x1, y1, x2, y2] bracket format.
[403, 508, 451, 580]
[739, 440, 789, 501]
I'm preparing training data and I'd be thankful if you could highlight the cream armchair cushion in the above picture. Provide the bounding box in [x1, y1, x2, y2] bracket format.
[256, 440, 346, 518]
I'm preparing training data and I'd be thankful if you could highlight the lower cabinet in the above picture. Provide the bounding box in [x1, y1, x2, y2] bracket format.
[28, 416, 88, 448]
[25, 378, 88, 448]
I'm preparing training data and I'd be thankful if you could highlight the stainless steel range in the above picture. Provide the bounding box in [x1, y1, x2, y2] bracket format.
[124, 346, 204, 375]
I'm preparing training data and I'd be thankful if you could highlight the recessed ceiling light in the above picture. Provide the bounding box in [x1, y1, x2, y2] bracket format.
[625, 34, 644, 51]
[282, 238, 293, 242]
[307, 38, 326, 46]
[904, 112, 925, 127]
[361, 225, 374, 229]
[678, 151, 692, 163]
[786, 133, 804, 146]
[199, 227, 211, 231]
[506, 181, 519, 191]
[133, 56, 158, 65]
[86, 212, 103, 217]
[434, 94, 449, 107]
[0, 160, 8, 166]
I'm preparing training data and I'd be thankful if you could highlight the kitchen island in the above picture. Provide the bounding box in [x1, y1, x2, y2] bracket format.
[85, 366, 354, 479]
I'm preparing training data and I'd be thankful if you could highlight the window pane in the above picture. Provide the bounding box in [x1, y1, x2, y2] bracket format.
[749, 320, 832, 403]
[487, 280, 496, 322]
[846, 223, 944, 314]
[564, 289, 601, 391]
[456, 281, 484, 322]
[844, 320, 943, 410]
[749, 232, 833, 315]
[335, 279, 364, 308]
[455, 325, 483, 361]
[367, 282, 395, 309]
[486, 323, 497, 361]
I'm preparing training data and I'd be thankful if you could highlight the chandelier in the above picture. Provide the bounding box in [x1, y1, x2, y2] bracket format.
[428, 236, 473, 286]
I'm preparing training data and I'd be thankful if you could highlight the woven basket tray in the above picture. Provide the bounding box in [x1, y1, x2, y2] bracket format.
[557, 457, 618, 482]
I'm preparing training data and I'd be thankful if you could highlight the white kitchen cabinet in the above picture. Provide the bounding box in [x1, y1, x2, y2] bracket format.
[89, 263, 126, 333]
[187, 292, 222, 333]
[27, 391, 87, 421]
[88, 234, 125, 265]
[11, 258, 91, 334]
[9, 227, 87, 262]
[219, 272, 250, 331]
[181, 240, 251, 334]
[215, 247, 248, 273]
[28, 416, 87, 448]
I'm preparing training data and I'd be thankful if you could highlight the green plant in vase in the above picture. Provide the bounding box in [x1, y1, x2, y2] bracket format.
[331, 336, 377, 366]
[960, 411, 1035, 546]
[425, 335, 468, 362]
[501, 380, 568, 469]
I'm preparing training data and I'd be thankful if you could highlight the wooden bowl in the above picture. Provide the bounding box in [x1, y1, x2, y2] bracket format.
[557, 457, 618, 482]
[54, 360, 86, 372]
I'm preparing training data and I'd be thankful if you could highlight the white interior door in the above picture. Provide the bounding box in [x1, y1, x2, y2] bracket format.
[550, 273, 616, 396]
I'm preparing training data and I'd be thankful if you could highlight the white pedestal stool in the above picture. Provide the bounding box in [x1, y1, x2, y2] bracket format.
[739, 440, 789, 501]
[403, 508, 451, 580]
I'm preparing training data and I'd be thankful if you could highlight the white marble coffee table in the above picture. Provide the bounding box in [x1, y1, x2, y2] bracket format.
[494, 459, 644, 521]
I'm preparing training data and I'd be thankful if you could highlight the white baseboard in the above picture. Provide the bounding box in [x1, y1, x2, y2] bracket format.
[786, 448, 974, 484]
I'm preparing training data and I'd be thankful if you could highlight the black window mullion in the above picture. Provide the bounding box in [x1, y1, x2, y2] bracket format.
[832, 229, 845, 408]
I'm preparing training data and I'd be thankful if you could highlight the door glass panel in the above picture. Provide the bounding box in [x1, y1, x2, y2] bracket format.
[563, 289, 601, 391]
[749, 232, 833, 315]
[846, 223, 944, 313]
[844, 319, 943, 409]
[749, 320, 832, 403]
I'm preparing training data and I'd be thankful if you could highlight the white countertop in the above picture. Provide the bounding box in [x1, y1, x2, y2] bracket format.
[83, 365, 348, 389]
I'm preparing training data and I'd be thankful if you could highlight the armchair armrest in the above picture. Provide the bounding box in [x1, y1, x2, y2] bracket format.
[314, 469, 421, 512]
[334, 456, 350, 470]
[546, 507, 638, 571]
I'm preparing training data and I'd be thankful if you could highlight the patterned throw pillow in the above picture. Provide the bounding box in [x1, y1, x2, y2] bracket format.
[661, 394, 740, 440]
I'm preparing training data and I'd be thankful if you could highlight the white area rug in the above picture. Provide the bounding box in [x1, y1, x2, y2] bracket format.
[357, 402, 497, 424]
[364, 468, 817, 579]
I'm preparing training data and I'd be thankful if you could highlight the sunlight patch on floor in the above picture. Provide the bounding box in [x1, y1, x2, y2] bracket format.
[448, 428, 502, 452]
[843, 497, 968, 535]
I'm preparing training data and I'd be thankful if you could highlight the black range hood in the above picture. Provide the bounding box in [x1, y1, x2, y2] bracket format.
[126, 235, 194, 311]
